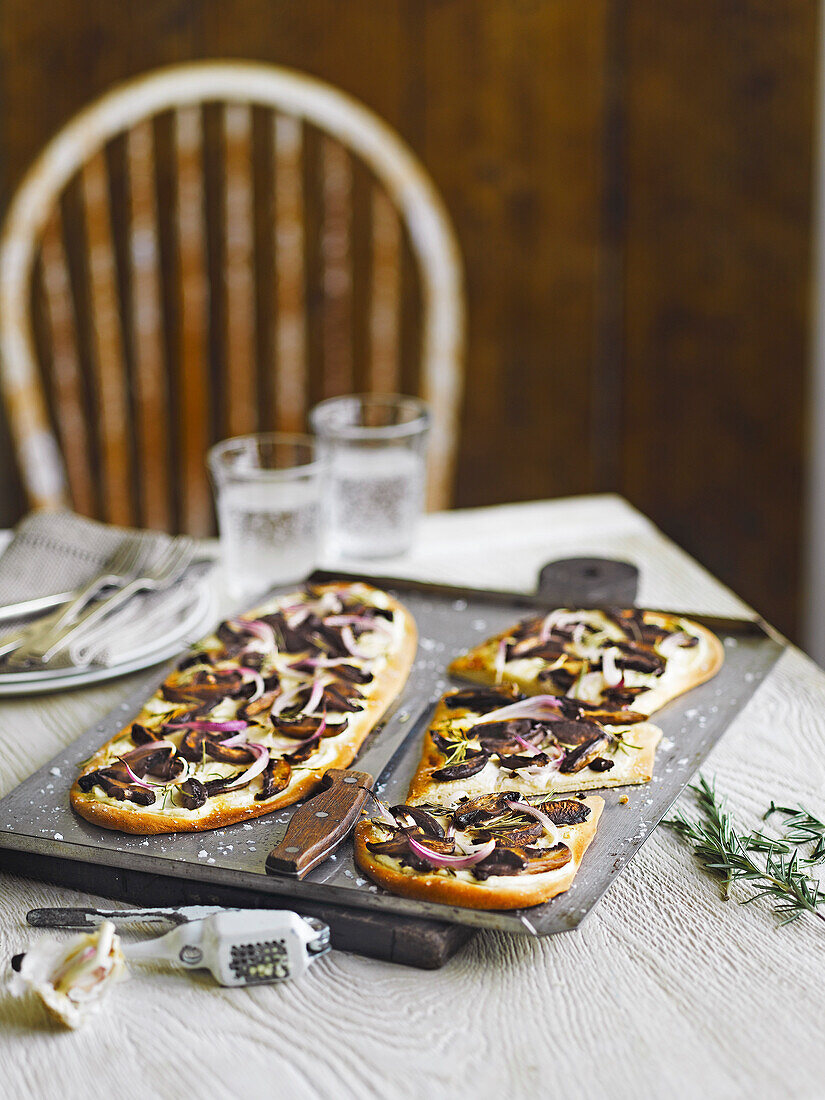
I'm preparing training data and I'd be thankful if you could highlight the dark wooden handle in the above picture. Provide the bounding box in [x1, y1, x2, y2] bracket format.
[536, 557, 640, 606]
[265, 769, 374, 879]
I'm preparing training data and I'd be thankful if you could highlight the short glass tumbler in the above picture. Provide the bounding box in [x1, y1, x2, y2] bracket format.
[309, 394, 430, 559]
[208, 433, 323, 598]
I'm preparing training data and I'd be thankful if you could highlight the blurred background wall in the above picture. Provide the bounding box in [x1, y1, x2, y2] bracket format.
[0, 0, 818, 643]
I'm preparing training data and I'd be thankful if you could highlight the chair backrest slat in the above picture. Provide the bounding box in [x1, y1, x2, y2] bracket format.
[223, 102, 257, 438]
[127, 118, 171, 531]
[39, 209, 96, 517]
[321, 137, 353, 398]
[175, 105, 212, 536]
[272, 113, 306, 432]
[370, 187, 401, 393]
[81, 150, 133, 525]
[0, 63, 464, 528]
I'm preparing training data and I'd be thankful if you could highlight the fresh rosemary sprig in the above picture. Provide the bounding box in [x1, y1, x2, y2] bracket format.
[611, 734, 643, 756]
[665, 775, 825, 926]
[764, 802, 825, 863]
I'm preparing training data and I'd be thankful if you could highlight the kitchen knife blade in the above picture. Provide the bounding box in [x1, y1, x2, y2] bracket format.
[27, 904, 230, 930]
[265, 702, 435, 880]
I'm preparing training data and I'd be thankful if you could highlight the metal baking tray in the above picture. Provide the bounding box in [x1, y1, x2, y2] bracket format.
[0, 567, 783, 937]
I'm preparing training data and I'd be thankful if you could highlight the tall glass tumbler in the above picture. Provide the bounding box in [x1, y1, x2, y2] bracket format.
[208, 433, 323, 598]
[309, 394, 430, 559]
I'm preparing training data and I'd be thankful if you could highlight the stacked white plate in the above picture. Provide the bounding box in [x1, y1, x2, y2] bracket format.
[0, 576, 217, 696]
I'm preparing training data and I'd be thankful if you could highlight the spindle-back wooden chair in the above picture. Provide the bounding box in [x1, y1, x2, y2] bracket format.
[0, 62, 464, 534]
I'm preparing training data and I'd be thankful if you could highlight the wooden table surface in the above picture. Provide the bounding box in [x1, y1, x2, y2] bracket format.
[1, 494, 823, 1100]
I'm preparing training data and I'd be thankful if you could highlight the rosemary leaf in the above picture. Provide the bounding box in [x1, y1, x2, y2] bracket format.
[665, 775, 825, 927]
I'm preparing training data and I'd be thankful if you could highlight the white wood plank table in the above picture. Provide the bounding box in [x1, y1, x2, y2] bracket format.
[1, 494, 823, 1100]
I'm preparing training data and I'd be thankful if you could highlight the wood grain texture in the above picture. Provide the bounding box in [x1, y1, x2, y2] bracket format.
[38, 209, 95, 517]
[1, 497, 825, 1098]
[81, 151, 133, 526]
[222, 102, 257, 438]
[619, 0, 818, 637]
[272, 113, 307, 432]
[127, 118, 170, 531]
[174, 104, 212, 537]
[0, 0, 817, 640]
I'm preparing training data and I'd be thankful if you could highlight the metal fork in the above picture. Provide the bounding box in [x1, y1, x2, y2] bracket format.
[0, 540, 148, 661]
[7, 537, 196, 668]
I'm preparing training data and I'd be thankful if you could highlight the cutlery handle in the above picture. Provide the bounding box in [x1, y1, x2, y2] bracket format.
[36, 576, 148, 661]
[266, 769, 374, 879]
[0, 590, 75, 623]
[27, 906, 182, 929]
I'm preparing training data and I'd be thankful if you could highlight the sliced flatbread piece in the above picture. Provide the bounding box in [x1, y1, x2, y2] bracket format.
[70, 581, 416, 834]
[448, 607, 723, 717]
[354, 794, 603, 910]
[405, 687, 662, 807]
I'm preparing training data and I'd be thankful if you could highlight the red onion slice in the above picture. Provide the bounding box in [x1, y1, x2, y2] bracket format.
[219, 729, 251, 748]
[504, 799, 561, 839]
[288, 656, 351, 670]
[227, 618, 276, 650]
[121, 739, 176, 762]
[406, 836, 495, 870]
[341, 625, 369, 658]
[510, 732, 542, 755]
[220, 742, 270, 790]
[601, 648, 622, 688]
[658, 631, 692, 659]
[238, 666, 265, 702]
[539, 609, 584, 641]
[369, 798, 398, 828]
[116, 759, 155, 792]
[286, 605, 312, 628]
[290, 712, 328, 753]
[118, 739, 191, 788]
[474, 695, 568, 726]
[494, 638, 508, 683]
[303, 678, 325, 716]
[324, 614, 393, 636]
[271, 685, 302, 718]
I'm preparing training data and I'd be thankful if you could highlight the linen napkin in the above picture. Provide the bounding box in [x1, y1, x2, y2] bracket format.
[0, 512, 216, 670]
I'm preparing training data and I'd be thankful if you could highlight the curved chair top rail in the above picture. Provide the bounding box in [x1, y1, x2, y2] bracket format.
[0, 60, 464, 519]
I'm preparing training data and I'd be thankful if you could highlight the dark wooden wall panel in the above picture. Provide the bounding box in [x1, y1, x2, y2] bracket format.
[620, 1, 817, 634]
[0, 0, 817, 639]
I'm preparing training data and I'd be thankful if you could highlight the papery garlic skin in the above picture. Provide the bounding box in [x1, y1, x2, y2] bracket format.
[12, 920, 128, 1029]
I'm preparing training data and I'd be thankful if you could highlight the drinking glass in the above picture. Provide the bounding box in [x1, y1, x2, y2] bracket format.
[309, 394, 430, 559]
[208, 433, 323, 598]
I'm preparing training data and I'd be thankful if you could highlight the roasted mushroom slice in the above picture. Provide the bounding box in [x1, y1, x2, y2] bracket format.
[522, 842, 572, 874]
[177, 777, 207, 810]
[474, 823, 544, 847]
[495, 751, 553, 772]
[472, 846, 527, 880]
[452, 792, 514, 829]
[431, 750, 489, 782]
[238, 689, 278, 720]
[77, 764, 156, 806]
[558, 734, 610, 773]
[270, 715, 327, 740]
[536, 798, 592, 826]
[443, 686, 525, 711]
[551, 716, 606, 747]
[129, 722, 165, 745]
[255, 758, 292, 801]
[390, 805, 446, 838]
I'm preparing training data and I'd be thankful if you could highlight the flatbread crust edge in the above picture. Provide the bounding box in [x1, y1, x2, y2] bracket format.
[353, 796, 603, 910]
[405, 721, 662, 805]
[404, 692, 662, 805]
[70, 585, 417, 835]
[447, 613, 725, 717]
